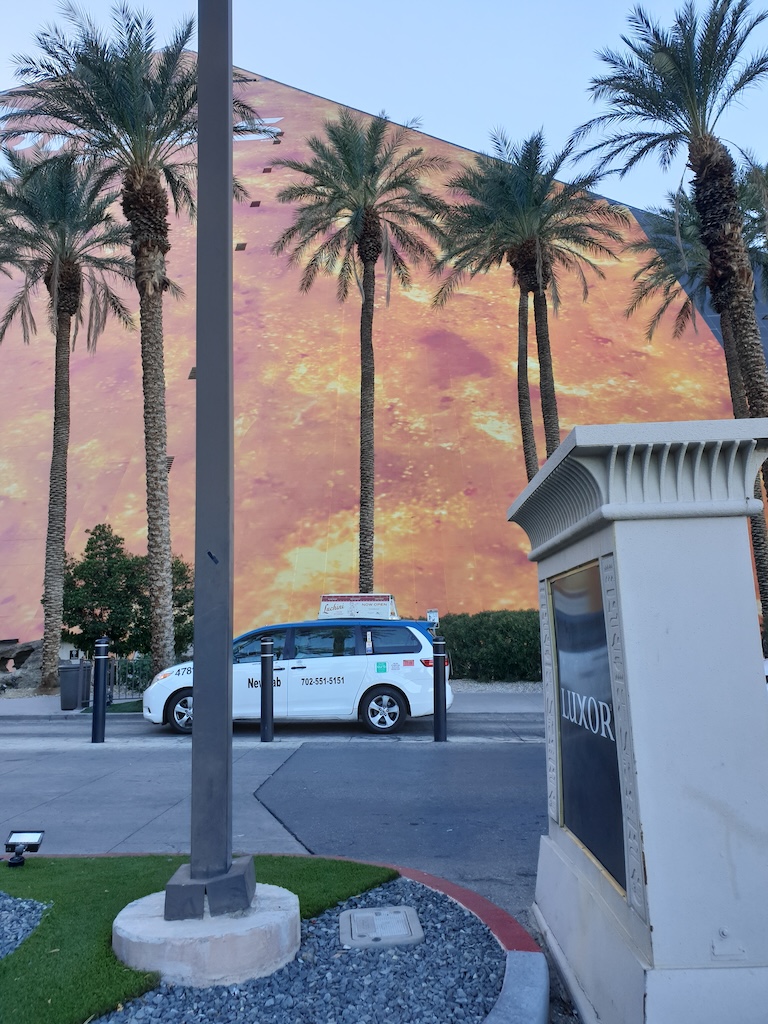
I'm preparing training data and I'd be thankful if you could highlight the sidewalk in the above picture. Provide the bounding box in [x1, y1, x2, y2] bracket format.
[0, 693, 83, 717]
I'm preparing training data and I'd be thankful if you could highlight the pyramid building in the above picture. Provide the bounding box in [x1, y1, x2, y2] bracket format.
[0, 71, 734, 643]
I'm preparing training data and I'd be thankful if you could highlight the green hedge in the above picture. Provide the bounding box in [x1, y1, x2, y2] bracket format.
[440, 609, 542, 682]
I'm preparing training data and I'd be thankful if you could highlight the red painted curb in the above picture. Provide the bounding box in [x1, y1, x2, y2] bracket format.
[394, 865, 541, 954]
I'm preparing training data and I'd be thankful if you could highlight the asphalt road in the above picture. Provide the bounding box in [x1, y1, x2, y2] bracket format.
[257, 742, 548, 919]
[0, 709, 547, 920]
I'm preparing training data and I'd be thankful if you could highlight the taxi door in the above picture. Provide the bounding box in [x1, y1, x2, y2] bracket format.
[232, 629, 289, 719]
[286, 624, 365, 717]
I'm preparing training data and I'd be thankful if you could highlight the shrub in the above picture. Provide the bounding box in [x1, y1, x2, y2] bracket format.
[440, 609, 541, 682]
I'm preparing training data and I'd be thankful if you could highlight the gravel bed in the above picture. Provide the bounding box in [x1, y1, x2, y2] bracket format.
[92, 877, 506, 1024]
[0, 890, 51, 960]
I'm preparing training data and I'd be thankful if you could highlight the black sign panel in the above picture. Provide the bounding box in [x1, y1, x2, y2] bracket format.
[551, 563, 625, 889]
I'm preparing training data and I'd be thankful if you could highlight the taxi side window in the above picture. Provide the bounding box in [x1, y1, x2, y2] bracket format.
[369, 626, 422, 655]
[293, 627, 356, 659]
[234, 630, 288, 663]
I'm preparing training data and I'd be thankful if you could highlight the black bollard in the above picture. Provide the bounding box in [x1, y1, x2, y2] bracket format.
[91, 636, 109, 744]
[433, 636, 447, 742]
[260, 636, 274, 742]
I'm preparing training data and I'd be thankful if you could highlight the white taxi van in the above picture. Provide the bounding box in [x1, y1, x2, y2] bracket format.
[142, 595, 452, 735]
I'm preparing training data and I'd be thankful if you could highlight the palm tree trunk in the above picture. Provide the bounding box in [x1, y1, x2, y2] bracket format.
[139, 284, 175, 673]
[123, 168, 175, 674]
[517, 287, 539, 481]
[532, 289, 561, 457]
[722, 311, 768, 656]
[39, 309, 72, 692]
[690, 136, 768, 419]
[720, 310, 748, 418]
[358, 257, 376, 593]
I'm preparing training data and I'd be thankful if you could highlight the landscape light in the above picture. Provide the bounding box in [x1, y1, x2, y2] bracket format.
[5, 830, 44, 867]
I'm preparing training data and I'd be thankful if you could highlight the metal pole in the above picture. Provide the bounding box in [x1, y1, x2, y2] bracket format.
[260, 636, 274, 742]
[433, 636, 447, 742]
[91, 636, 109, 744]
[190, 0, 234, 880]
[165, 0, 254, 920]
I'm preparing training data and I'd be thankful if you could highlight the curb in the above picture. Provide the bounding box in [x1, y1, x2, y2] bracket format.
[0, 712, 143, 721]
[393, 866, 549, 1024]
[0, 713, 86, 721]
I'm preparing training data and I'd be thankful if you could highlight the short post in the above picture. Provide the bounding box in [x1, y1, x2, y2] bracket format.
[260, 636, 274, 743]
[91, 636, 109, 744]
[433, 636, 447, 742]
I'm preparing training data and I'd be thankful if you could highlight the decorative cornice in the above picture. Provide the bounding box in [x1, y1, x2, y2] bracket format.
[508, 420, 768, 561]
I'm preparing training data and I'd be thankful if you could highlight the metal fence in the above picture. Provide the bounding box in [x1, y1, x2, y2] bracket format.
[110, 657, 154, 701]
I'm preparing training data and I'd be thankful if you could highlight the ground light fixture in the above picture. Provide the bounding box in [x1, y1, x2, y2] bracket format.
[4, 830, 44, 867]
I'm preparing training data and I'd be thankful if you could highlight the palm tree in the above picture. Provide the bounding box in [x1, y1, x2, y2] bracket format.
[0, 149, 133, 691]
[272, 108, 447, 592]
[627, 187, 768, 652]
[573, 0, 768, 420]
[1, 3, 270, 672]
[434, 130, 629, 475]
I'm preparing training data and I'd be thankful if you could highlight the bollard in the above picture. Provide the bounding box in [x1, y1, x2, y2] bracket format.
[260, 636, 274, 742]
[433, 636, 447, 742]
[91, 636, 109, 744]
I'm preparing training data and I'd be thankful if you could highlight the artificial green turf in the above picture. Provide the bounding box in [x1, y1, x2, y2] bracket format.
[0, 854, 397, 1024]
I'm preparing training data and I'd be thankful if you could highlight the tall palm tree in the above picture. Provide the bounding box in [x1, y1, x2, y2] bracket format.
[434, 130, 629, 475]
[0, 149, 132, 691]
[272, 108, 447, 592]
[627, 187, 768, 652]
[573, 0, 768, 420]
[1, 3, 269, 672]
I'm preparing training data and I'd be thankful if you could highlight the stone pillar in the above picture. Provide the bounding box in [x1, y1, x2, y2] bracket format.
[508, 420, 768, 1024]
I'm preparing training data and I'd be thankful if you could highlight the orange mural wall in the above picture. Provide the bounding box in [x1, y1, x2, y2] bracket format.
[0, 72, 733, 642]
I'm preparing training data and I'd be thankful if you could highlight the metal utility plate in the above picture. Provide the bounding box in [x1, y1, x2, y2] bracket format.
[339, 905, 424, 948]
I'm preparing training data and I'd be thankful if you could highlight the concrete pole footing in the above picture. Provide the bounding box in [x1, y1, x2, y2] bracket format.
[113, 883, 301, 986]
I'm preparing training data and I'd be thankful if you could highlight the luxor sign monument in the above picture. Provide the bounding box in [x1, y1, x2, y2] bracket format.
[509, 419, 768, 1024]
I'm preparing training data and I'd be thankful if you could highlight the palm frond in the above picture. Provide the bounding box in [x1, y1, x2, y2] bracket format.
[573, 0, 768, 175]
[272, 107, 444, 304]
[436, 129, 627, 307]
[624, 188, 711, 339]
[0, 147, 134, 349]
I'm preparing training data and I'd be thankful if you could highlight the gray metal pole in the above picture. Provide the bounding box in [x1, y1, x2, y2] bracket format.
[433, 636, 447, 742]
[91, 636, 109, 744]
[260, 636, 274, 742]
[190, 0, 234, 880]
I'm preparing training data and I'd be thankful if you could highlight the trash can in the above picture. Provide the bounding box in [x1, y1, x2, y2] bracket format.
[80, 661, 92, 708]
[59, 662, 82, 710]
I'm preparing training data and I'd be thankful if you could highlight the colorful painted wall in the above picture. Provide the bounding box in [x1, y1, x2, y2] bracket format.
[0, 71, 733, 642]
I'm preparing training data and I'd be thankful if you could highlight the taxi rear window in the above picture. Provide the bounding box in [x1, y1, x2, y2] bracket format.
[368, 626, 422, 655]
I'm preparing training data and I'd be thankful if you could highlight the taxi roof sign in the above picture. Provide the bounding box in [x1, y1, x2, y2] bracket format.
[319, 594, 399, 619]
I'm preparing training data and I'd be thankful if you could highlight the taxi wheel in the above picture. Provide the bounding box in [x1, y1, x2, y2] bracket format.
[167, 688, 193, 734]
[362, 686, 407, 734]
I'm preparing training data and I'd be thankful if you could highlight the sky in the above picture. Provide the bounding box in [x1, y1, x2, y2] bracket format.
[1, 0, 767, 211]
